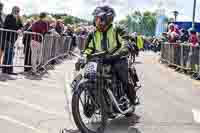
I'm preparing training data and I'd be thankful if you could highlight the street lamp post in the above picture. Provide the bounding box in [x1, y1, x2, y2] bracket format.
[172, 11, 179, 22]
[192, 0, 197, 29]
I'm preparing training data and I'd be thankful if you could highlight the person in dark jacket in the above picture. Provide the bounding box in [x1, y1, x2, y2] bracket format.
[2, 6, 23, 74]
[0, 2, 6, 64]
[180, 28, 189, 42]
[55, 19, 64, 35]
[65, 27, 76, 51]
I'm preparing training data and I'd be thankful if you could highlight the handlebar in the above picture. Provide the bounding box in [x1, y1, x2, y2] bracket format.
[75, 51, 128, 71]
[89, 51, 107, 58]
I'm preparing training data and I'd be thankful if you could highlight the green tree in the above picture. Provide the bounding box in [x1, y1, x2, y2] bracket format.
[118, 11, 161, 36]
[64, 16, 73, 24]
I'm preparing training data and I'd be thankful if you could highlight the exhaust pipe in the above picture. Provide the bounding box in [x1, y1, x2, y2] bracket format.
[106, 89, 134, 115]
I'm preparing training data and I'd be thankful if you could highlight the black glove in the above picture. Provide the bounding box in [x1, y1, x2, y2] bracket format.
[75, 56, 87, 71]
[75, 62, 81, 71]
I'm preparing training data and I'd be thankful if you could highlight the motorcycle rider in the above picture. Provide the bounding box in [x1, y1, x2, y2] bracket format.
[78, 6, 139, 107]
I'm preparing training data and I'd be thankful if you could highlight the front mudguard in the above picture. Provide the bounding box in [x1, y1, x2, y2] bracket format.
[72, 79, 88, 95]
[72, 79, 96, 95]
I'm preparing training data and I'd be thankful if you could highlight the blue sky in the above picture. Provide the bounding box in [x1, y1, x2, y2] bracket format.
[1, 0, 200, 22]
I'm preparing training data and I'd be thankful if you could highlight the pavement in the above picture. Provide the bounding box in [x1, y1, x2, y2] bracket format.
[0, 51, 200, 133]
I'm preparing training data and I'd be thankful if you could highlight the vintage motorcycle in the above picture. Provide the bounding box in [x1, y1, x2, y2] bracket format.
[70, 51, 140, 133]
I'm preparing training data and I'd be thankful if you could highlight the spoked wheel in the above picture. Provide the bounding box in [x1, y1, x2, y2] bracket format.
[72, 87, 107, 133]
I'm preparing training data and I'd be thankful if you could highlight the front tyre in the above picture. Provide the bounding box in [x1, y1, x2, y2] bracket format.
[72, 87, 107, 133]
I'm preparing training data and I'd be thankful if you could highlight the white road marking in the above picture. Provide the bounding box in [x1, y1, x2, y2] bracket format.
[0, 115, 45, 133]
[0, 96, 66, 117]
[0, 82, 63, 101]
[192, 109, 200, 123]
[0, 81, 9, 86]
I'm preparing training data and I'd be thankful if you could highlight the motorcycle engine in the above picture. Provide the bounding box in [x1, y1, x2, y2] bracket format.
[119, 96, 130, 111]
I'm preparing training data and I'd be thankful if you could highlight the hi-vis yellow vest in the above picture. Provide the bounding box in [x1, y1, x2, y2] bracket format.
[84, 25, 125, 56]
[137, 35, 144, 49]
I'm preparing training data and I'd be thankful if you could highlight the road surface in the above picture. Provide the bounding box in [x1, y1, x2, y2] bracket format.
[0, 52, 200, 133]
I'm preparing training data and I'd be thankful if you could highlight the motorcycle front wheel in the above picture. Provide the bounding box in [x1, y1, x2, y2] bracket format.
[72, 87, 107, 133]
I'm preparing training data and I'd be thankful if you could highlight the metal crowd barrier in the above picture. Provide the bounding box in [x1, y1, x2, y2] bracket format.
[23, 31, 44, 72]
[161, 42, 200, 74]
[0, 28, 73, 74]
[0, 28, 44, 73]
[41, 34, 72, 68]
[0, 28, 19, 68]
[76, 35, 87, 51]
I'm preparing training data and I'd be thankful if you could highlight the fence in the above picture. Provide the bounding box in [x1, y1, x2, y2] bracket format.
[76, 35, 87, 51]
[41, 34, 72, 68]
[161, 42, 200, 76]
[0, 28, 86, 74]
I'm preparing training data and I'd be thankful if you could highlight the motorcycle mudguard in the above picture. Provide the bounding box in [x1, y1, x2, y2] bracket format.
[72, 79, 96, 95]
[72, 79, 87, 94]
[71, 74, 83, 91]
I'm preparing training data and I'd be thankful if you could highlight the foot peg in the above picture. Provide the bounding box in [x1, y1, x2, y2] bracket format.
[134, 96, 140, 105]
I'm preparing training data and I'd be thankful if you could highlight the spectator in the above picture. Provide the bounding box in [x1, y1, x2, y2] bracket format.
[180, 28, 189, 42]
[143, 37, 152, 51]
[167, 23, 180, 43]
[174, 25, 181, 36]
[2, 6, 23, 75]
[3, 6, 23, 30]
[46, 18, 60, 65]
[0, 2, 6, 64]
[136, 33, 144, 51]
[47, 18, 60, 36]
[31, 12, 49, 73]
[48, 17, 56, 30]
[167, 23, 175, 42]
[23, 18, 33, 31]
[188, 28, 199, 47]
[80, 27, 88, 36]
[152, 37, 162, 52]
[168, 23, 175, 33]
[65, 25, 77, 50]
[55, 19, 64, 35]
